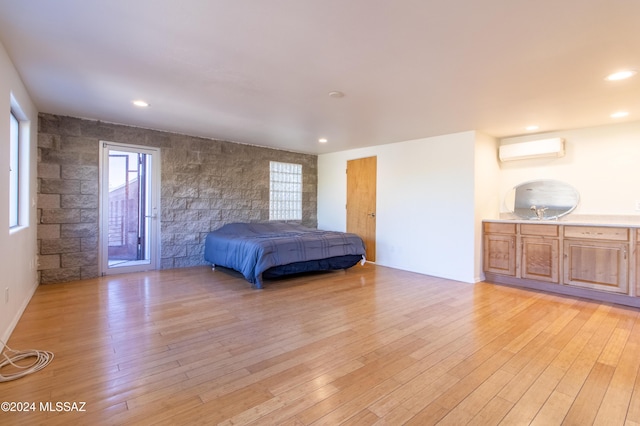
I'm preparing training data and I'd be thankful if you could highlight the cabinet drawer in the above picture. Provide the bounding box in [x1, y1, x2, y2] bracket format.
[484, 222, 516, 234]
[520, 223, 559, 237]
[563, 226, 629, 241]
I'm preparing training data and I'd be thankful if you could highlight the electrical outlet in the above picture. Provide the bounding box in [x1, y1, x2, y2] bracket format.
[4, 288, 8, 304]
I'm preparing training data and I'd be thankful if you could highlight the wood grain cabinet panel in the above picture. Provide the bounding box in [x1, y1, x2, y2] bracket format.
[520, 223, 559, 237]
[484, 222, 516, 234]
[522, 237, 559, 283]
[483, 234, 516, 276]
[637, 229, 640, 297]
[483, 221, 639, 306]
[563, 239, 629, 294]
[564, 226, 629, 241]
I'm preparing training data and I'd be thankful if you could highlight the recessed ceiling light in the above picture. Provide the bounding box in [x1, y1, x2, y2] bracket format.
[318, 138, 328, 143]
[605, 70, 637, 81]
[610, 111, 629, 118]
[328, 91, 344, 98]
[132, 100, 150, 107]
[525, 125, 539, 132]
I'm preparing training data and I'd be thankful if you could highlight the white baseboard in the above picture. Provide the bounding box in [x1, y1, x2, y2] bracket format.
[1, 282, 38, 351]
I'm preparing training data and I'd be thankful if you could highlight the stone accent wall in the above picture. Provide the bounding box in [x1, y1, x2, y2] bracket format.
[37, 114, 317, 284]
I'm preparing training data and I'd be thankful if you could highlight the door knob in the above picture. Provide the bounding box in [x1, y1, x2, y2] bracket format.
[368, 213, 376, 217]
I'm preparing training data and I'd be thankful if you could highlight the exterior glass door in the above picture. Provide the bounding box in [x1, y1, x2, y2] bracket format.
[100, 143, 160, 275]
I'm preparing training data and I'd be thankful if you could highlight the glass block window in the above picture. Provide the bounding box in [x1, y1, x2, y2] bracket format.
[269, 161, 302, 221]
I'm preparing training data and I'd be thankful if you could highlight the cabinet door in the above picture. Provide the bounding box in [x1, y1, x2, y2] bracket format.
[484, 234, 516, 276]
[522, 237, 559, 283]
[636, 243, 639, 297]
[563, 239, 629, 294]
[636, 229, 640, 297]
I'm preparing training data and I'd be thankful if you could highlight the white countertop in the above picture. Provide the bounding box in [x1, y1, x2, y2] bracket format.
[485, 214, 640, 227]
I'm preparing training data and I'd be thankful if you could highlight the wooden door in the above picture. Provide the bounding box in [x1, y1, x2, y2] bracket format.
[347, 156, 376, 261]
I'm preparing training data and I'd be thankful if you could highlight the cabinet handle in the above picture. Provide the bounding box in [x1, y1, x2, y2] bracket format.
[623, 247, 627, 260]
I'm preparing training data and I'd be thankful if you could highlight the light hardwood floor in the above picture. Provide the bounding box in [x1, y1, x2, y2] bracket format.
[2, 263, 640, 425]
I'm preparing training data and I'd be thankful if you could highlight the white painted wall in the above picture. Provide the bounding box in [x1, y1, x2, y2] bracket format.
[320, 118, 640, 286]
[0, 40, 39, 346]
[474, 132, 500, 281]
[319, 131, 494, 283]
[498, 121, 640, 216]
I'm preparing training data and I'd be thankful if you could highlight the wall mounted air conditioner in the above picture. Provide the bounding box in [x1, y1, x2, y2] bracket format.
[498, 138, 565, 162]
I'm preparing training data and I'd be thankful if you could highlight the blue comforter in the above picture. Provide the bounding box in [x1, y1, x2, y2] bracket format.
[204, 222, 366, 288]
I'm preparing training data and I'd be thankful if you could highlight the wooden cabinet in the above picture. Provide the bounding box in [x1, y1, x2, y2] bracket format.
[483, 223, 516, 276]
[521, 224, 559, 283]
[483, 221, 639, 307]
[637, 229, 640, 296]
[563, 226, 629, 294]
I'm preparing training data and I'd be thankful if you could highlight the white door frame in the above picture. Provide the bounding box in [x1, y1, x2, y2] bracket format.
[99, 141, 161, 275]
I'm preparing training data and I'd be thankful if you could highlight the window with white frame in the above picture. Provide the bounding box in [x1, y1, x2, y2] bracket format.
[269, 161, 302, 221]
[9, 110, 19, 228]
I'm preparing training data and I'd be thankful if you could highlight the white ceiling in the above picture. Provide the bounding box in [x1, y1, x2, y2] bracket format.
[1, 0, 639, 154]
